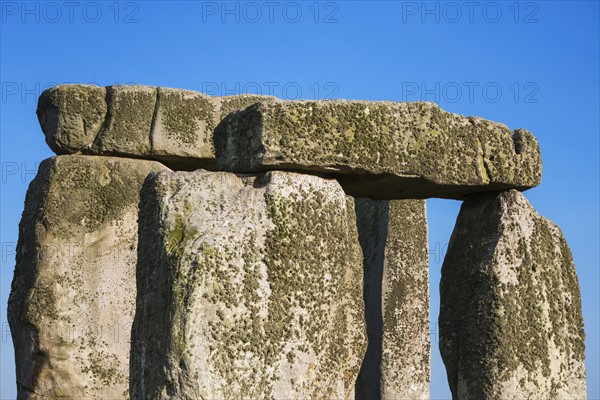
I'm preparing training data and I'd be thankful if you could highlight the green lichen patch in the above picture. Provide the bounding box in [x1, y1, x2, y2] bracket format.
[152, 88, 218, 159]
[8, 154, 169, 400]
[42, 155, 164, 233]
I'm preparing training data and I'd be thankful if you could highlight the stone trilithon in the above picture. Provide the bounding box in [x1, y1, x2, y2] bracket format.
[7, 84, 584, 400]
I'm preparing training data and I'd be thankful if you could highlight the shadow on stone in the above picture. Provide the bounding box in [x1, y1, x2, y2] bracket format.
[354, 198, 389, 400]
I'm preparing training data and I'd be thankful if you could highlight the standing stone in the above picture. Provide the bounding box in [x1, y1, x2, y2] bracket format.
[354, 199, 430, 400]
[8, 155, 170, 399]
[439, 190, 586, 399]
[215, 100, 542, 199]
[131, 170, 366, 400]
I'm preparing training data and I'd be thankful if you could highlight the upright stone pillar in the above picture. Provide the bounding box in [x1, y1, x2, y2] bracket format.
[131, 170, 367, 400]
[354, 199, 430, 400]
[440, 190, 586, 399]
[8, 155, 169, 399]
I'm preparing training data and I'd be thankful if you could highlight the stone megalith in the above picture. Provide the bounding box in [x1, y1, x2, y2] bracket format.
[439, 190, 586, 399]
[8, 155, 170, 399]
[131, 170, 367, 400]
[37, 84, 543, 200]
[37, 84, 275, 170]
[354, 199, 430, 400]
[215, 100, 542, 199]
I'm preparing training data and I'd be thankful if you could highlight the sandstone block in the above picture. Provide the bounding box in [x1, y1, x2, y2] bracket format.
[37, 85, 274, 170]
[130, 170, 366, 400]
[439, 190, 586, 399]
[7, 155, 170, 399]
[148, 87, 219, 169]
[354, 199, 430, 399]
[215, 100, 542, 199]
[37, 84, 107, 154]
[93, 85, 156, 155]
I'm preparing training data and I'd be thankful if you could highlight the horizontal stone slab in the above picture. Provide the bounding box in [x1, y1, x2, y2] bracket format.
[215, 100, 542, 199]
[37, 84, 274, 170]
[38, 85, 542, 199]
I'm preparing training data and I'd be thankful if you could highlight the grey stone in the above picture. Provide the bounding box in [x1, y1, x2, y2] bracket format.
[215, 100, 542, 199]
[37, 85, 542, 200]
[131, 170, 366, 400]
[37, 85, 274, 170]
[7, 155, 170, 399]
[150, 87, 218, 168]
[93, 85, 156, 155]
[354, 199, 430, 400]
[439, 190, 586, 399]
[37, 84, 107, 154]
[218, 93, 277, 119]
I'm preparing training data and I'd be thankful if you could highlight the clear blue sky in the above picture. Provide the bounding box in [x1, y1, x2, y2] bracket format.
[1, 1, 598, 399]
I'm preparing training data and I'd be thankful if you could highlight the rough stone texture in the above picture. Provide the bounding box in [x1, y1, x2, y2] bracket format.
[354, 199, 430, 400]
[131, 170, 366, 400]
[38, 85, 542, 200]
[150, 87, 220, 169]
[37, 84, 107, 154]
[439, 190, 586, 399]
[7, 155, 170, 399]
[218, 94, 277, 119]
[93, 85, 156, 155]
[215, 100, 542, 199]
[37, 85, 275, 170]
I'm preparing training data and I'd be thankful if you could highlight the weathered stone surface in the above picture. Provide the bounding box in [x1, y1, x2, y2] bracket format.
[37, 85, 274, 170]
[215, 100, 542, 199]
[131, 170, 366, 399]
[219, 93, 277, 119]
[38, 85, 541, 200]
[148, 87, 219, 169]
[93, 85, 156, 155]
[8, 155, 170, 399]
[439, 190, 586, 399]
[354, 199, 430, 400]
[37, 84, 107, 154]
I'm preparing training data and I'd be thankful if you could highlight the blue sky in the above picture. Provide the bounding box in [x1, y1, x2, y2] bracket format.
[1, 1, 598, 399]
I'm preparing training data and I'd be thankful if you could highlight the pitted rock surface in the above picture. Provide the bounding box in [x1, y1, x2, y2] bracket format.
[37, 85, 541, 200]
[37, 84, 274, 170]
[356, 198, 430, 400]
[131, 170, 366, 400]
[216, 100, 541, 199]
[7, 155, 170, 399]
[354, 199, 430, 400]
[439, 190, 586, 400]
